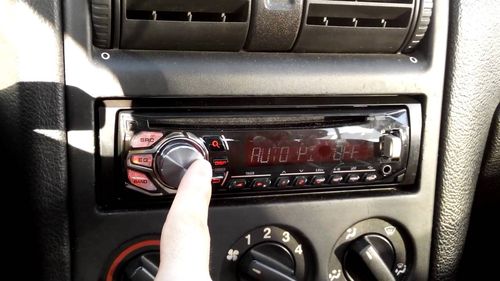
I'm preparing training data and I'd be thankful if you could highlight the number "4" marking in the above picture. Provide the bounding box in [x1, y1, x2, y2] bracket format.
[294, 244, 303, 255]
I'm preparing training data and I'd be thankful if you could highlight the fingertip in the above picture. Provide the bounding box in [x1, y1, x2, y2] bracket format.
[174, 158, 213, 206]
[188, 159, 212, 179]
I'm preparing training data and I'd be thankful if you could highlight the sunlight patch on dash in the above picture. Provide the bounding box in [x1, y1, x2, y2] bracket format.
[33, 129, 66, 142]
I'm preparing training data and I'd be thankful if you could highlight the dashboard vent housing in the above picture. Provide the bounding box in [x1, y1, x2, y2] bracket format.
[120, 0, 250, 50]
[294, 0, 416, 53]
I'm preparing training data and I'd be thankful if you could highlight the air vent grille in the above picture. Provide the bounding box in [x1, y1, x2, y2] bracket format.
[126, 5, 248, 23]
[294, 0, 416, 53]
[120, 0, 250, 51]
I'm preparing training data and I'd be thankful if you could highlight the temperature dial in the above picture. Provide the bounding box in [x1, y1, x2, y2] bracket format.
[328, 219, 409, 281]
[155, 132, 209, 189]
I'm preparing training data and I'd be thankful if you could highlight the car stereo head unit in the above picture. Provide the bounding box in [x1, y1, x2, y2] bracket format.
[113, 104, 421, 199]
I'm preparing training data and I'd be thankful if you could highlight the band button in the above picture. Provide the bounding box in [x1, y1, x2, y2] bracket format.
[127, 169, 156, 191]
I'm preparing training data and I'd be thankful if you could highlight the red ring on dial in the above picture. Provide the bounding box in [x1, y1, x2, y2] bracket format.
[105, 239, 160, 281]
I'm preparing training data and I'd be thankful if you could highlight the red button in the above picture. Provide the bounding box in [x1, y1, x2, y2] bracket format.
[213, 158, 229, 167]
[204, 137, 225, 151]
[294, 176, 308, 187]
[130, 154, 153, 167]
[130, 131, 163, 148]
[312, 176, 326, 186]
[229, 179, 247, 189]
[251, 178, 271, 188]
[127, 169, 156, 191]
[211, 177, 223, 185]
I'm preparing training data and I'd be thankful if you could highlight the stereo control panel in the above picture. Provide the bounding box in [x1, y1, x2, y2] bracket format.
[115, 105, 421, 198]
[96, 100, 421, 208]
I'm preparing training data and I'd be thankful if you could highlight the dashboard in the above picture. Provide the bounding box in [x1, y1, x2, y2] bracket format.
[1, 0, 499, 281]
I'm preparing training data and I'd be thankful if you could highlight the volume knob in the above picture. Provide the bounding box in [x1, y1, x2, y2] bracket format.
[155, 132, 209, 190]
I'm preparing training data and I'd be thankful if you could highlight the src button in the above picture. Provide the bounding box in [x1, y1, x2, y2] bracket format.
[130, 131, 163, 148]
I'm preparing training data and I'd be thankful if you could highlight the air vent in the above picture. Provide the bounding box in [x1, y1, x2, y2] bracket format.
[295, 0, 416, 53]
[120, 0, 250, 51]
[90, 0, 112, 48]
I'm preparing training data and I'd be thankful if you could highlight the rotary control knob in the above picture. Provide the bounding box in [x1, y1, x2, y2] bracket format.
[155, 132, 209, 189]
[343, 235, 395, 281]
[238, 242, 297, 281]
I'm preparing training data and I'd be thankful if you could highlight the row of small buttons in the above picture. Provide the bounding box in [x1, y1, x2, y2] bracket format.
[224, 172, 379, 190]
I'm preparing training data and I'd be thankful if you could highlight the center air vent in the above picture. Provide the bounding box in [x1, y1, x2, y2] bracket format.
[120, 0, 250, 50]
[294, 0, 417, 53]
[91, 0, 432, 53]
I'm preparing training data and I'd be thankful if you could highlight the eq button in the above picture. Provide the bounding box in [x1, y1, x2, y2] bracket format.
[130, 131, 163, 148]
[127, 169, 156, 191]
[130, 154, 153, 167]
[294, 176, 308, 187]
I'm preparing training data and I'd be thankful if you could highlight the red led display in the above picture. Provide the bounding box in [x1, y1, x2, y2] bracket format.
[246, 138, 374, 166]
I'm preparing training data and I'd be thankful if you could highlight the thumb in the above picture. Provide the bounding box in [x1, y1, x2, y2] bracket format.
[155, 159, 213, 281]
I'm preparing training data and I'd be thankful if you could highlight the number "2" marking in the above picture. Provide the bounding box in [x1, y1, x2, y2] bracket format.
[263, 227, 272, 239]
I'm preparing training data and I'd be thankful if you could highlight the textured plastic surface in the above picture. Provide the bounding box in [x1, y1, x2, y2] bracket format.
[63, 0, 449, 280]
[0, 0, 70, 280]
[294, 0, 414, 53]
[245, 0, 303, 51]
[431, 0, 500, 279]
[120, 0, 250, 50]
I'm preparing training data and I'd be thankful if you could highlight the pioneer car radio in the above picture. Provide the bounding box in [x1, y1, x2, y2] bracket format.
[96, 98, 421, 208]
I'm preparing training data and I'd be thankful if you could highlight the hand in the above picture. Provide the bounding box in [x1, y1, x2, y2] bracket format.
[155, 159, 213, 281]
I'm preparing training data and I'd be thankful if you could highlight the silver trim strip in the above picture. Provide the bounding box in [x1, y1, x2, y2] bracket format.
[231, 174, 272, 178]
[332, 169, 376, 174]
[280, 172, 325, 176]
